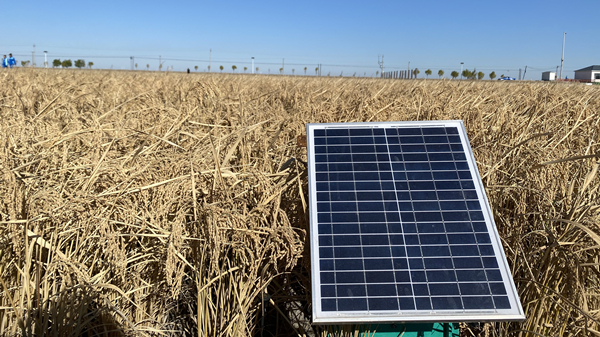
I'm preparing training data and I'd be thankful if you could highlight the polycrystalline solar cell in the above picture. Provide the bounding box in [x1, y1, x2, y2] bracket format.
[308, 121, 524, 323]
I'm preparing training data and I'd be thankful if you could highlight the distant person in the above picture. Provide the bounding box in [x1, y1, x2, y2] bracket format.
[2, 55, 7, 68]
[8, 54, 16, 68]
[187, 68, 190, 74]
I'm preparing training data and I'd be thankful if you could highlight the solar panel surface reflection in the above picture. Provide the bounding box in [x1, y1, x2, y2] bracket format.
[308, 122, 524, 323]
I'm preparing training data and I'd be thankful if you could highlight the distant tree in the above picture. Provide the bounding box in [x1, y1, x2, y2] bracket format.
[279, 67, 283, 74]
[195, 65, 198, 71]
[376, 70, 379, 77]
[62, 59, 72, 68]
[450, 71, 459, 79]
[304, 67, 307, 75]
[207, 65, 211, 72]
[461, 69, 471, 79]
[413, 68, 420, 78]
[52, 59, 61, 68]
[88, 61, 94, 69]
[159, 63, 163, 71]
[74, 59, 85, 69]
[21, 60, 30, 67]
[500, 74, 504, 78]
[292, 68, 295, 75]
[232, 65, 237, 72]
[244, 66, 247, 72]
[477, 71, 485, 80]
[146, 64, 150, 71]
[438, 69, 444, 78]
[489, 71, 496, 80]
[470, 69, 477, 80]
[219, 65, 224, 72]
[135, 63, 138, 70]
[425, 69, 432, 79]
[315, 67, 319, 75]
[256, 67, 259, 73]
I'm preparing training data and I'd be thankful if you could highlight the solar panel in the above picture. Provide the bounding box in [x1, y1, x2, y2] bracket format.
[307, 121, 525, 324]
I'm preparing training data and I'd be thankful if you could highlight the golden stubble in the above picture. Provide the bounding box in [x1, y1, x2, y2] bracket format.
[0, 68, 599, 336]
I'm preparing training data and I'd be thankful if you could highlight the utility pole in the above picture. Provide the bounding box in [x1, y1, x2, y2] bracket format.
[408, 61, 410, 78]
[560, 32, 566, 80]
[159, 55, 161, 71]
[556, 66, 559, 77]
[209, 49, 212, 72]
[251, 57, 254, 74]
[523, 66, 527, 80]
[32, 44, 36, 67]
[518, 68, 522, 80]
[460, 62, 464, 79]
[130, 56, 134, 70]
[43, 51, 48, 68]
[378, 55, 384, 78]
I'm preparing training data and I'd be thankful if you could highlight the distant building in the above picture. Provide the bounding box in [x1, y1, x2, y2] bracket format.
[541, 71, 556, 81]
[574, 65, 600, 83]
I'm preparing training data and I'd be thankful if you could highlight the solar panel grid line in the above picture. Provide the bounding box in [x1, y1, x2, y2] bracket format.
[444, 129, 498, 310]
[451, 126, 504, 311]
[323, 131, 335, 306]
[308, 121, 524, 323]
[346, 127, 368, 313]
[383, 128, 421, 311]
[444, 130, 469, 309]
[426, 131, 462, 312]
[380, 128, 410, 311]
[325, 135, 342, 308]
[418, 129, 457, 311]
[396, 131, 433, 310]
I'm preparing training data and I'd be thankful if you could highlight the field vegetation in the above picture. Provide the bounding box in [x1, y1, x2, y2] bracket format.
[0, 69, 599, 336]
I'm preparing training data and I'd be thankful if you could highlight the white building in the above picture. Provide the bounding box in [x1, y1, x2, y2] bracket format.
[574, 65, 600, 83]
[541, 71, 556, 81]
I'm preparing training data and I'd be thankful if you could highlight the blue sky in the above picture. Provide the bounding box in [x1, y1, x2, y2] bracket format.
[4, 0, 598, 79]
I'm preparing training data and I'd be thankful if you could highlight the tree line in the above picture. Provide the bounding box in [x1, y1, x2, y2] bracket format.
[422, 68, 498, 80]
[51, 59, 94, 69]
[33, 60, 502, 79]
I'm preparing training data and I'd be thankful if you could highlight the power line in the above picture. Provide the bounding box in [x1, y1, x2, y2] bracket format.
[8, 53, 581, 74]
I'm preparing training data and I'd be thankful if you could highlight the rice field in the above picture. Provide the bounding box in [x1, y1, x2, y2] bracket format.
[0, 68, 599, 336]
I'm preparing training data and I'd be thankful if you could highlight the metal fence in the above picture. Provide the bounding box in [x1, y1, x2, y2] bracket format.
[381, 69, 416, 79]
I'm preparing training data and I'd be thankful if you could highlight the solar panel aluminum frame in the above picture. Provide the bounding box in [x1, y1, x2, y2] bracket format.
[307, 121, 525, 324]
